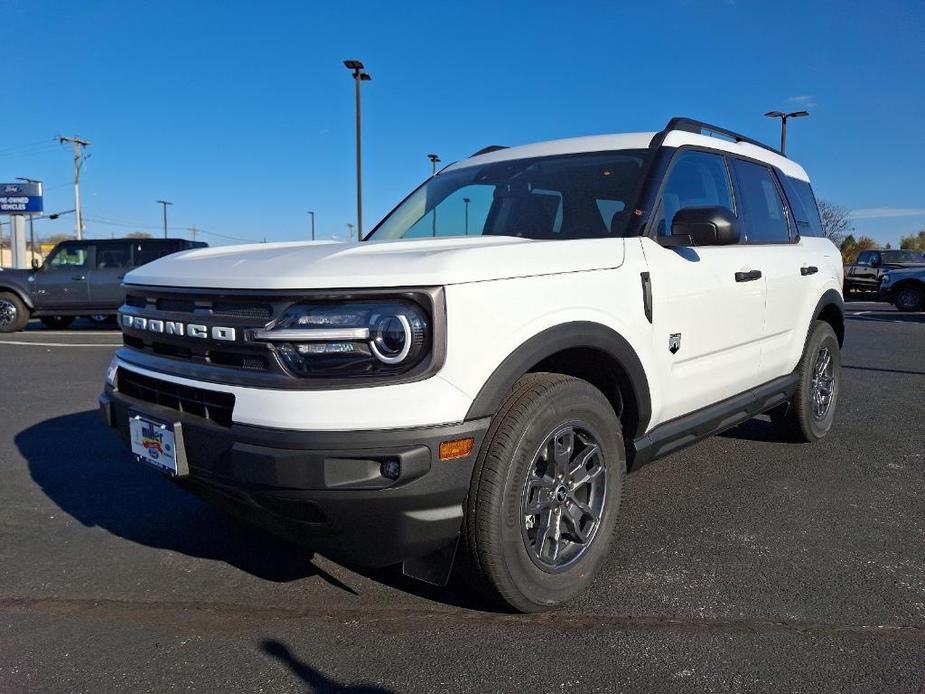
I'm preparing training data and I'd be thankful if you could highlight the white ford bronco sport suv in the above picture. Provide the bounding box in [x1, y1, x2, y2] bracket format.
[100, 118, 845, 611]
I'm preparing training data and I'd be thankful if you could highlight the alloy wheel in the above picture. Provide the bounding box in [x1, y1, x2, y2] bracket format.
[811, 346, 836, 420]
[0, 298, 18, 329]
[521, 423, 607, 572]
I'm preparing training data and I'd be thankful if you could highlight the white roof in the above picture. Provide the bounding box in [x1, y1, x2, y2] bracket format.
[446, 128, 810, 182]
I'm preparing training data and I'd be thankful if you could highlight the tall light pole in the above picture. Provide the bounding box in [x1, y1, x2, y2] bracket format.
[156, 200, 172, 238]
[16, 177, 40, 262]
[344, 60, 371, 241]
[58, 136, 90, 239]
[764, 110, 809, 156]
[463, 197, 471, 235]
[427, 153, 441, 176]
[307, 210, 315, 241]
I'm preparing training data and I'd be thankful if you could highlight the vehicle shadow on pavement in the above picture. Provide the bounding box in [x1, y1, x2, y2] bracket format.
[716, 416, 782, 443]
[261, 639, 396, 693]
[17, 410, 350, 589]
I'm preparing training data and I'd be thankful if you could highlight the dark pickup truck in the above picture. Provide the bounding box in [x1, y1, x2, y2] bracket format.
[843, 249, 925, 295]
[0, 238, 206, 332]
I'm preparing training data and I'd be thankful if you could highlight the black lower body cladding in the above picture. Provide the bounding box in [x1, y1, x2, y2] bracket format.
[100, 386, 490, 568]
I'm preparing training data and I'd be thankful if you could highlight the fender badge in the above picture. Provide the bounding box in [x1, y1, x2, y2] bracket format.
[669, 333, 681, 354]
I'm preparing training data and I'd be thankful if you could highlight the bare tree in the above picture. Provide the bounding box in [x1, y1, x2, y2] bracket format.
[818, 200, 854, 246]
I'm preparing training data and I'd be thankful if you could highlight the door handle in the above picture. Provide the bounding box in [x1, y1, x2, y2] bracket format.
[734, 270, 762, 282]
[800, 266, 818, 276]
[72, 274, 87, 281]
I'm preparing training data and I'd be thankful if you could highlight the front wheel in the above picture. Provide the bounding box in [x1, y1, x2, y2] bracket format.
[460, 373, 624, 612]
[771, 321, 841, 442]
[0, 292, 30, 332]
[893, 285, 924, 312]
[40, 315, 75, 330]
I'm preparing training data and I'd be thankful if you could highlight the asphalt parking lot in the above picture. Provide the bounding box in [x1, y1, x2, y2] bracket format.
[1, 302, 922, 694]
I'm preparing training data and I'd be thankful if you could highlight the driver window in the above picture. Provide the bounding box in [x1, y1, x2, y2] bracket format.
[47, 246, 90, 269]
[654, 151, 734, 236]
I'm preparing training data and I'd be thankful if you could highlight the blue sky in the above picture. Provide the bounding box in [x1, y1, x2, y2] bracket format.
[1, 0, 923, 247]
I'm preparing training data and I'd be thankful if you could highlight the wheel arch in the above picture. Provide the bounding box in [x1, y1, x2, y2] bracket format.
[0, 284, 33, 310]
[812, 288, 845, 347]
[465, 321, 652, 441]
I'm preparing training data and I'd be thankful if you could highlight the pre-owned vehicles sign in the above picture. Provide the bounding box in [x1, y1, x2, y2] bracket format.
[0, 182, 43, 213]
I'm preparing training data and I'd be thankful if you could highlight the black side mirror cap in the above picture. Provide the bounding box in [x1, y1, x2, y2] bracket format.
[31, 259, 40, 270]
[665, 206, 741, 247]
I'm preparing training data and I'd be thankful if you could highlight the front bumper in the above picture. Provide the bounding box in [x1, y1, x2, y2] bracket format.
[879, 284, 893, 301]
[100, 386, 490, 568]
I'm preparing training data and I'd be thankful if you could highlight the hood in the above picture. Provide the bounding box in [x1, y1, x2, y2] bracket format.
[884, 265, 925, 277]
[124, 236, 626, 290]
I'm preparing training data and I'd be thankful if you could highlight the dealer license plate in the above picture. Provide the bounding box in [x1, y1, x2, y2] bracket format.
[128, 410, 188, 477]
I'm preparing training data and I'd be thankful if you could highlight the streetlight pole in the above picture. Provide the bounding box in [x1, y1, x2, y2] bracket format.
[764, 110, 809, 156]
[307, 210, 315, 241]
[344, 60, 371, 241]
[427, 153, 441, 176]
[156, 200, 172, 238]
[463, 197, 471, 235]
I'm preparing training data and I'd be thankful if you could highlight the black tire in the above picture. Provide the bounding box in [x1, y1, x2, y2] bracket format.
[892, 284, 924, 312]
[771, 321, 841, 442]
[459, 373, 624, 612]
[40, 315, 76, 330]
[0, 291, 30, 333]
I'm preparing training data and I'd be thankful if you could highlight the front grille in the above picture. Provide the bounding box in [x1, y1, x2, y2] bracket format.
[120, 290, 280, 373]
[118, 369, 235, 427]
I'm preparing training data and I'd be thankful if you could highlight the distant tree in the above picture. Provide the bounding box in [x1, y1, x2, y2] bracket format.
[126, 231, 153, 239]
[44, 233, 75, 245]
[885, 242, 892, 249]
[818, 200, 854, 246]
[899, 230, 925, 252]
[839, 234, 878, 264]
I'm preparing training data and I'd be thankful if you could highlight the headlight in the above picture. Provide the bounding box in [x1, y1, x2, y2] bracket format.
[254, 300, 430, 378]
[881, 273, 892, 285]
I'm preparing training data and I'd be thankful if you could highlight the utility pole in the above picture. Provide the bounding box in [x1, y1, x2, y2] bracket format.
[58, 136, 90, 239]
[764, 110, 809, 156]
[156, 200, 172, 238]
[344, 60, 371, 241]
[189, 225, 198, 242]
[307, 210, 315, 241]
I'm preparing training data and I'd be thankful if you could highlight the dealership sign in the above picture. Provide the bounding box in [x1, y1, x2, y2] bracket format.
[0, 182, 43, 214]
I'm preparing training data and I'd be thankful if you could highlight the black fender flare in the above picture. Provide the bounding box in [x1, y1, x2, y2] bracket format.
[0, 285, 33, 310]
[810, 288, 845, 346]
[464, 321, 652, 438]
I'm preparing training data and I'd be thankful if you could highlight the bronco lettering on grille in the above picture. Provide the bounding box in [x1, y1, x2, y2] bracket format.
[121, 314, 236, 341]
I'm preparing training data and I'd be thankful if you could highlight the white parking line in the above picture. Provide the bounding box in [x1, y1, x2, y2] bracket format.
[0, 340, 120, 348]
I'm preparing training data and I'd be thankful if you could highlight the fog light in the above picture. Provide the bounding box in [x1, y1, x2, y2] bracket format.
[439, 438, 474, 461]
[380, 458, 401, 480]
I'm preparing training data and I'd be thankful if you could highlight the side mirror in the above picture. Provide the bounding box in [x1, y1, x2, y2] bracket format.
[31, 258, 40, 270]
[668, 206, 741, 246]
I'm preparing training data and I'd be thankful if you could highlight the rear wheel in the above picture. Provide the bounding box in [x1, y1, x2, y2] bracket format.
[771, 321, 841, 442]
[40, 315, 75, 330]
[0, 292, 30, 332]
[893, 284, 924, 312]
[459, 373, 624, 612]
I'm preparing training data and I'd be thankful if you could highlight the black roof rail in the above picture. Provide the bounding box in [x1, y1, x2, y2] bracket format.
[469, 145, 508, 157]
[664, 117, 781, 156]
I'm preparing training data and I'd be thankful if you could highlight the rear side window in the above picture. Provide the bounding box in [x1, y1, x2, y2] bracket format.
[730, 159, 791, 243]
[782, 177, 823, 237]
[96, 243, 132, 269]
[133, 241, 182, 266]
[655, 150, 734, 236]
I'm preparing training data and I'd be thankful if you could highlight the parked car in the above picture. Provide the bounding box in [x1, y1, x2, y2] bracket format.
[843, 249, 925, 296]
[879, 266, 925, 311]
[100, 117, 844, 612]
[0, 238, 207, 332]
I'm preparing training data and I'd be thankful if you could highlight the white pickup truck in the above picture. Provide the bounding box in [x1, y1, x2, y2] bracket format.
[100, 117, 844, 611]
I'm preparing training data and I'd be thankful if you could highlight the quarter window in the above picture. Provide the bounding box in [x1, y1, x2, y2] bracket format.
[730, 159, 791, 243]
[654, 151, 733, 236]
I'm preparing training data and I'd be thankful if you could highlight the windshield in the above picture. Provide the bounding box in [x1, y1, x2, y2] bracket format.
[368, 150, 647, 241]
[883, 250, 925, 264]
